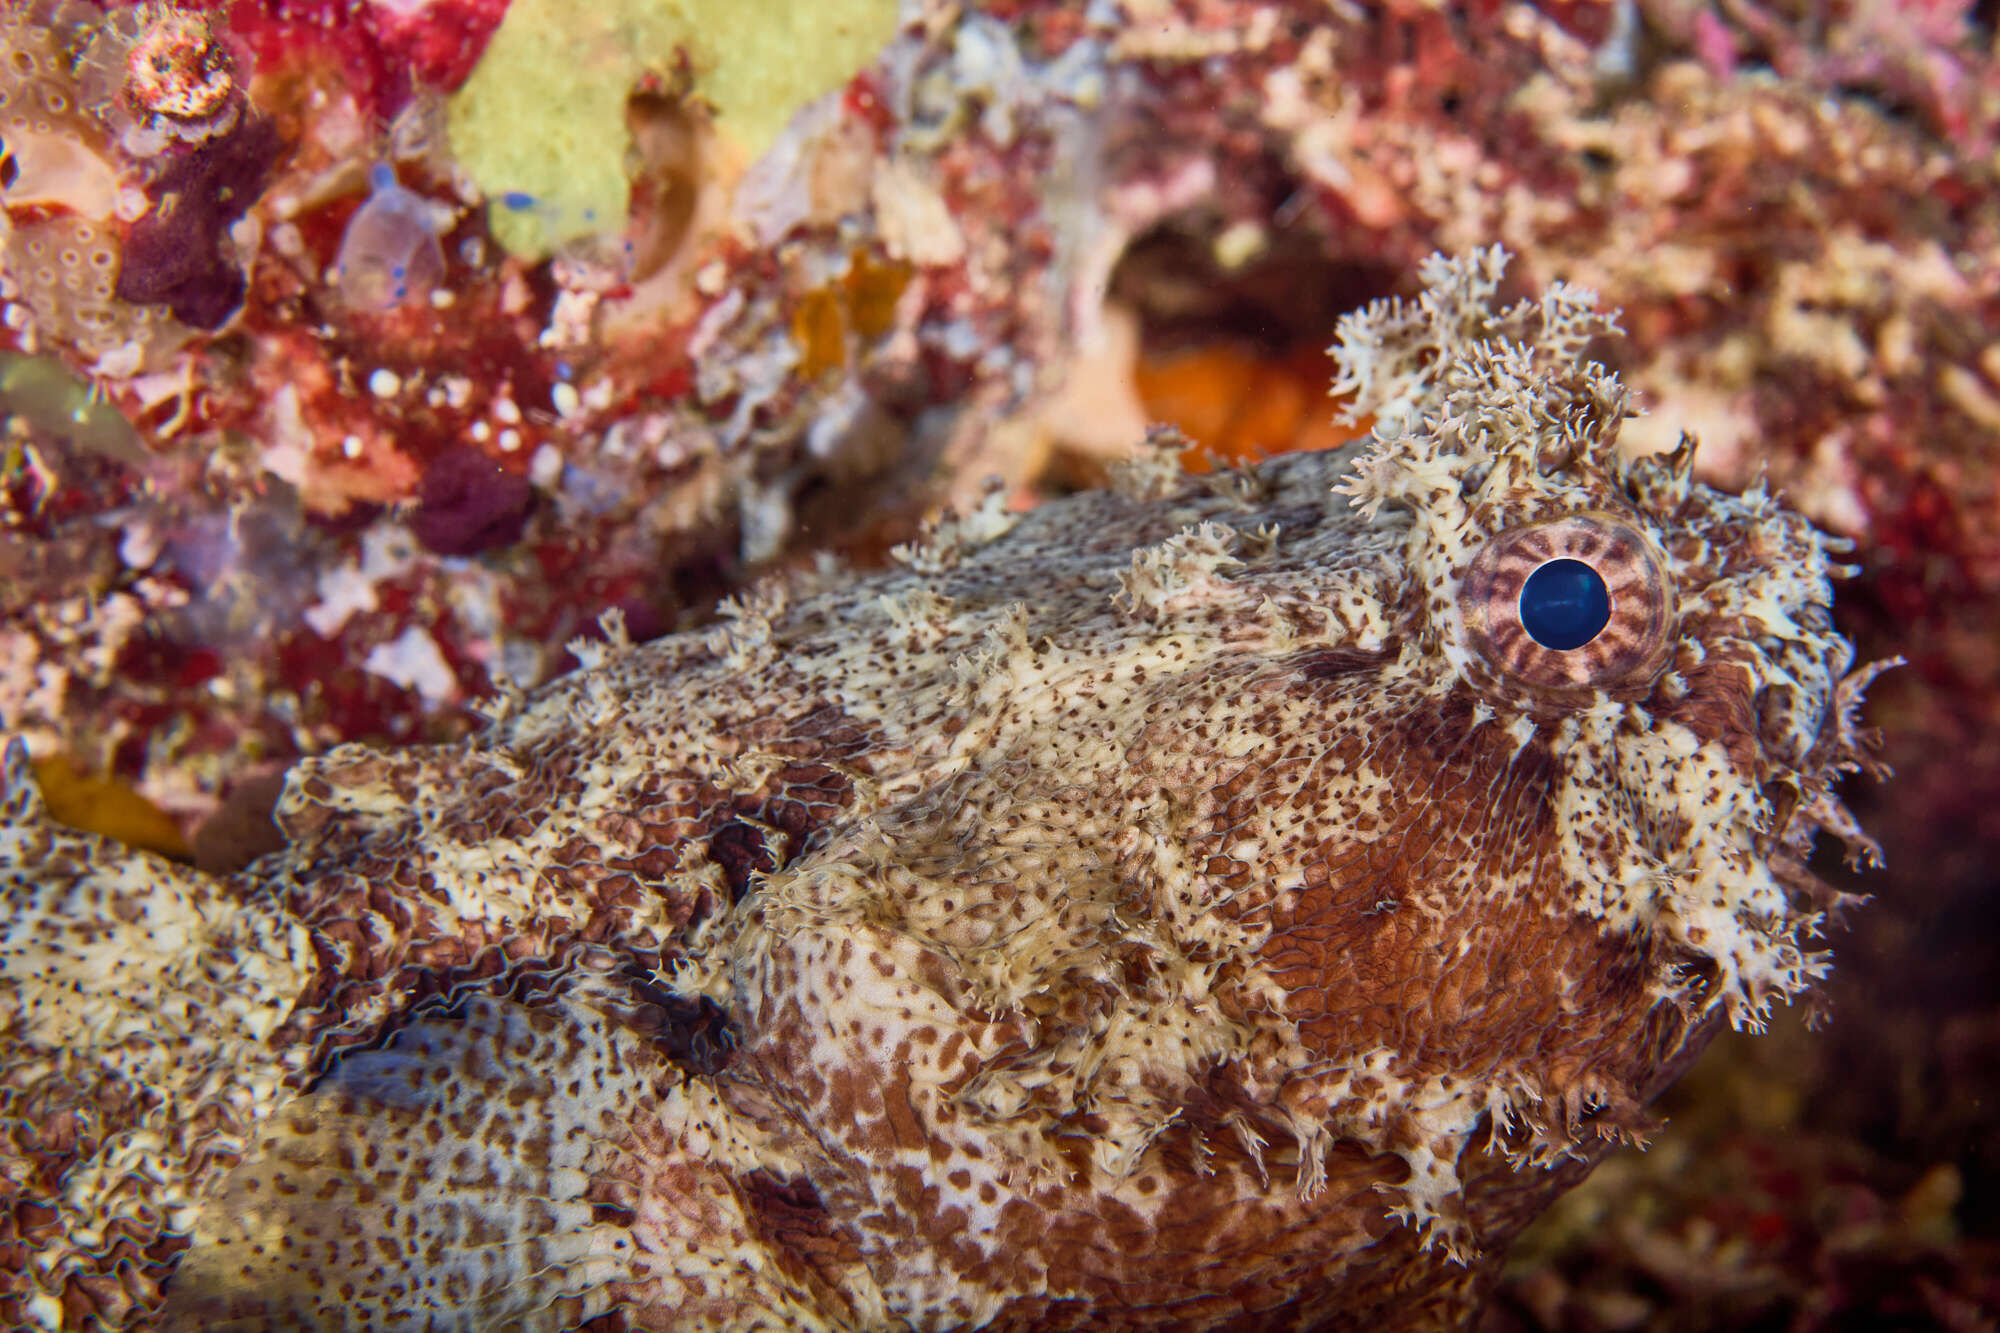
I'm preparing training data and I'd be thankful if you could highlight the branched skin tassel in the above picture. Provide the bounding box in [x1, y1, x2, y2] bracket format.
[0, 251, 1889, 1330]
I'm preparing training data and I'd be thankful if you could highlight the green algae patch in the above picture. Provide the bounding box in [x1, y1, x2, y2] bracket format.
[447, 0, 901, 258]
[0, 354, 144, 463]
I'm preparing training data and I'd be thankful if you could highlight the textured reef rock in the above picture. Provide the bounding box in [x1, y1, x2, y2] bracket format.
[1, 254, 1889, 1328]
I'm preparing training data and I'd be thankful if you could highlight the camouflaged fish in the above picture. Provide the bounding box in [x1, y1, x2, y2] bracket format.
[0, 250, 1889, 1331]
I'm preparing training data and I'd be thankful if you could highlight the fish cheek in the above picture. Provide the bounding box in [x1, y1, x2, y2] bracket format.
[1238, 707, 1653, 1078]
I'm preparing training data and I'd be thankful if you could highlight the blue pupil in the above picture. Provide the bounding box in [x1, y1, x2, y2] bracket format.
[1518, 559, 1611, 651]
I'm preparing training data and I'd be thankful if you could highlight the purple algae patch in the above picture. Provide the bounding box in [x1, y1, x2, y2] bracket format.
[413, 446, 536, 556]
[115, 113, 285, 329]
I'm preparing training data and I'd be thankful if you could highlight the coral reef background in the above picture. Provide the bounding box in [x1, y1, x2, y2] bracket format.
[2, 0, 1997, 1326]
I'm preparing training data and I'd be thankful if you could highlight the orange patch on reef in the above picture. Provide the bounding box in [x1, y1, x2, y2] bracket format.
[793, 287, 847, 380]
[792, 249, 913, 379]
[1135, 343, 1370, 473]
[31, 754, 190, 859]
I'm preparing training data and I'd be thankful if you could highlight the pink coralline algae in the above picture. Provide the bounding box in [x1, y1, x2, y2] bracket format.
[223, 0, 512, 121]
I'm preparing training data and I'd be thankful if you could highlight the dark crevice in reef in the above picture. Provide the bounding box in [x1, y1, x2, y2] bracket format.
[1109, 216, 1404, 358]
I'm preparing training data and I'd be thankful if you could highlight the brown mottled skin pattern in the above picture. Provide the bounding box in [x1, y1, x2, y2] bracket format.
[0, 253, 1886, 1330]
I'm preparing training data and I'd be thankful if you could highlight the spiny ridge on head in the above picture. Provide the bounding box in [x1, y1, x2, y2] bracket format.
[1329, 247, 1626, 524]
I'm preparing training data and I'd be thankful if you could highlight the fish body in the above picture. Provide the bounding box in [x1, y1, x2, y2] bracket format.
[0, 251, 1886, 1330]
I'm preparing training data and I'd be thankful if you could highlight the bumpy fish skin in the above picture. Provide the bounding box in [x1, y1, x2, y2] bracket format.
[1, 251, 1885, 1330]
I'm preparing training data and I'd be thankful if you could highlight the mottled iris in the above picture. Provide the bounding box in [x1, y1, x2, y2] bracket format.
[1518, 558, 1611, 650]
[1458, 511, 1675, 697]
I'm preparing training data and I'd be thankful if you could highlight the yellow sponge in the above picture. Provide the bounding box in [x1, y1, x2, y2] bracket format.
[447, 0, 900, 257]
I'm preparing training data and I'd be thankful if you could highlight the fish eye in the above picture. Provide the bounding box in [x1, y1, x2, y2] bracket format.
[1518, 559, 1610, 650]
[1459, 513, 1674, 694]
